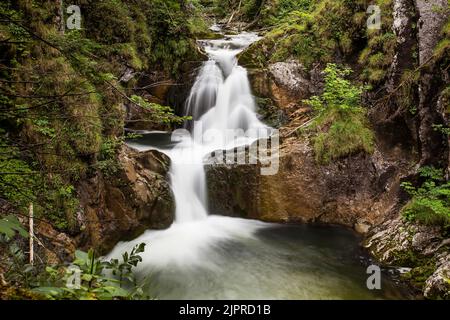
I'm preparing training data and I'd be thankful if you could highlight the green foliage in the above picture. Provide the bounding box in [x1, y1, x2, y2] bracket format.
[396, 70, 420, 115]
[2, 242, 38, 289]
[401, 167, 450, 228]
[0, 185, 148, 300]
[33, 119, 56, 139]
[239, 0, 367, 69]
[1, 129, 78, 231]
[0, 0, 202, 235]
[83, 0, 136, 46]
[359, 0, 397, 85]
[130, 95, 191, 125]
[42, 178, 79, 231]
[1, 221, 39, 290]
[33, 243, 148, 300]
[0, 132, 37, 209]
[304, 64, 374, 164]
[103, 243, 146, 286]
[263, 0, 314, 24]
[214, 0, 313, 24]
[0, 215, 28, 239]
[433, 124, 450, 137]
[96, 137, 122, 176]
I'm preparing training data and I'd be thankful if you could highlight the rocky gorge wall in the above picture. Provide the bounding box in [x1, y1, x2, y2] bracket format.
[2, 0, 447, 300]
[206, 137, 410, 232]
[27, 146, 175, 264]
[75, 146, 175, 254]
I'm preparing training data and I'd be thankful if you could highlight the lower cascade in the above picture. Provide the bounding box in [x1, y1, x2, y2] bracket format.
[109, 32, 407, 300]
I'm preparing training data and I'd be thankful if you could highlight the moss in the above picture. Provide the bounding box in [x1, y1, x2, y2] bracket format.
[434, 15, 450, 57]
[390, 247, 424, 267]
[402, 259, 437, 290]
[0, 0, 203, 233]
[312, 111, 375, 164]
[358, 0, 397, 85]
[238, 0, 368, 69]
[304, 64, 375, 164]
[83, 0, 136, 45]
[397, 69, 420, 115]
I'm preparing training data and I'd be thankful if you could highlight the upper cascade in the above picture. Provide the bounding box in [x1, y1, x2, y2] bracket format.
[184, 32, 268, 147]
[170, 31, 269, 223]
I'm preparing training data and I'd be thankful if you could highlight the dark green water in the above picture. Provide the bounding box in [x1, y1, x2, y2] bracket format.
[109, 216, 411, 300]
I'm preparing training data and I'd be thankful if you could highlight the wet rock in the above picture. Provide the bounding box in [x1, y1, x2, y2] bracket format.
[244, 60, 323, 127]
[355, 220, 371, 234]
[365, 217, 450, 299]
[77, 145, 175, 253]
[415, 0, 448, 65]
[206, 137, 405, 228]
[424, 253, 450, 299]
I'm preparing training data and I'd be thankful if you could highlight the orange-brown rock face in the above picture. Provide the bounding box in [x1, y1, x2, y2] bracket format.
[206, 137, 409, 233]
[77, 145, 174, 253]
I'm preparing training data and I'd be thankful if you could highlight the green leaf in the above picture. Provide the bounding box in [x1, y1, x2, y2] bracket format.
[0, 215, 28, 238]
[81, 274, 93, 282]
[32, 287, 64, 296]
[75, 250, 88, 265]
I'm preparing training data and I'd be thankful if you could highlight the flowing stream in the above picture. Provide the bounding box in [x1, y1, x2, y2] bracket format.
[111, 32, 409, 300]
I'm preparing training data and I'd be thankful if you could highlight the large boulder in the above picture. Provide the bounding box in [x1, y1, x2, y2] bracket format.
[424, 253, 450, 300]
[77, 145, 175, 253]
[243, 59, 323, 127]
[206, 137, 407, 231]
[365, 217, 450, 299]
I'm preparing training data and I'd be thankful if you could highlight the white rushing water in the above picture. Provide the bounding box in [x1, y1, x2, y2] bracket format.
[129, 32, 270, 225]
[110, 31, 270, 266]
[109, 32, 408, 300]
[172, 32, 268, 223]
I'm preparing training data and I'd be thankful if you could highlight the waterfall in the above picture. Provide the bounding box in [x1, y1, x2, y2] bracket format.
[109, 31, 408, 300]
[183, 60, 223, 129]
[168, 32, 268, 224]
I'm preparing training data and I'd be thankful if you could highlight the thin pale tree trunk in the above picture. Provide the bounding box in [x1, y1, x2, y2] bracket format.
[29, 203, 34, 265]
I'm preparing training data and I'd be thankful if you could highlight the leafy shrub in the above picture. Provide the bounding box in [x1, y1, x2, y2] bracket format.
[401, 167, 450, 228]
[304, 63, 374, 164]
[130, 95, 191, 125]
[33, 243, 148, 300]
[0, 137, 37, 209]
